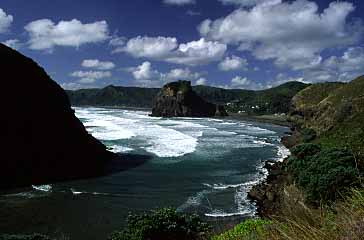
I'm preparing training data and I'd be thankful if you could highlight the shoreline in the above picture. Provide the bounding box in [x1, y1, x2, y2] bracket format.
[72, 105, 291, 128]
[247, 133, 295, 217]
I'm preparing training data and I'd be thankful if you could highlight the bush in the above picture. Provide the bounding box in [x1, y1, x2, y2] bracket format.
[290, 143, 321, 159]
[287, 146, 359, 203]
[211, 219, 271, 240]
[300, 128, 317, 143]
[108, 208, 211, 240]
[0, 234, 52, 240]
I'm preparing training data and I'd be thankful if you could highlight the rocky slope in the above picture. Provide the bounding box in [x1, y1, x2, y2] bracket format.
[0, 43, 116, 189]
[150, 80, 228, 117]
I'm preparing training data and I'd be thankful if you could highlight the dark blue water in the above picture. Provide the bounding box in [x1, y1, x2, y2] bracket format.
[0, 107, 289, 240]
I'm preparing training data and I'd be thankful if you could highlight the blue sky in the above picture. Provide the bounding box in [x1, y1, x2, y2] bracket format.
[0, 0, 363, 90]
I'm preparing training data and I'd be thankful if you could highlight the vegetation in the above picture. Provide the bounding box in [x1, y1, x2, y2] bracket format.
[0, 234, 53, 240]
[211, 219, 271, 240]
[108, 208, 211, 240]
[287, 144, 359, 203]
[66, 81, 308, 115]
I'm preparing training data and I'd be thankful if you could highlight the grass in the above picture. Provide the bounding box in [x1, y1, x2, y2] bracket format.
[211, 187, 364, 240]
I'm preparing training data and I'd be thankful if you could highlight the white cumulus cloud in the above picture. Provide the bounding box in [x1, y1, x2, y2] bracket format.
[199, 0, 363, 71]
[218, 55, 248, 71]
[0, 8, 13, 33]
[70, 70, 112, 84]
[123, 36, 178, 58]
[25, 19, 109, 51]
[117, 36, 227, 66]
[81, 59, 115, 70]
[128, 61, 204, 87]
[165, 38, 227, 66]
[195, 77, 207, 85]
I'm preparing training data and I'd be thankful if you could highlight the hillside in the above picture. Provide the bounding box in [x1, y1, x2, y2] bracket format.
[66, 81, 308, 115]
[288, 75, 364, 161]
[0, 43, 116, 189]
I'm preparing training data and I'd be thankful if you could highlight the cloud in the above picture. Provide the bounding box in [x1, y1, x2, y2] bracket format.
[0, 8, 13, 33]
[25, 19, 109, 51]
[303, 46, 364, 83]
[186, 10, 201, 16]
[195, 77, 207, 85]
[131, 61, 159, 81]
[81, 59, 115, 70]
[128, 61, 203, 87]
[70, 70, 112, 84]
[199, 0, 363, 70]
[218, 55, 248, 71]
[230, 76, 251, 88]
[109, 36, 127, 53]
[164, 68, 201, 81]
[123, 36, 178, 58]
[117, 36, 227, 66]
[165, 38, 227, 66]
[2, 39, 22, 50]
[163, 0, 195, 5]
[218, 0, 281, 7]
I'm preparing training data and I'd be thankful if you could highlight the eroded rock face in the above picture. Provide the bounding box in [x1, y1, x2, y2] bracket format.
[151, 80, 228, 117]
[0, 44, 116, 189]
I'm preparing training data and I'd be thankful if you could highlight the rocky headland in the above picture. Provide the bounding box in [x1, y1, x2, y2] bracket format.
[0, 43, 117, 189]
[151, 80, 228, 117]
[248, 75, 364, 217]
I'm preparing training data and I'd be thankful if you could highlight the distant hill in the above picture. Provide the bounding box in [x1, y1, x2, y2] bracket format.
[66, 81, 308, 115]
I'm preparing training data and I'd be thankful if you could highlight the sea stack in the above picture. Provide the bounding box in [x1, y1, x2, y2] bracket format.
[151, 80, 228, 117]
[0, 43, 116, 189]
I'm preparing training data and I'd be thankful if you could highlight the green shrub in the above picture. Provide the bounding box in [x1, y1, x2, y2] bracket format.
[0, 234, 52, 240]
[211, 219, 271, 240]
[290, 143, 321, 159]
[287, 146, 359, 203]
[300, 128, 317, 143]
[108, 208, 211, 240]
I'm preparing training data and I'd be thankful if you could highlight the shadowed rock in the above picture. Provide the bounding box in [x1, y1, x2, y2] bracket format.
[0, 43, 119, 189]
[151, 80, 228, 117]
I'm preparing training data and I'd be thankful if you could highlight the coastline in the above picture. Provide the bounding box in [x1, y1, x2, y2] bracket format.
[247, 133, 295, 217]
[73, 105, 291, 218]
[72, 105, 291, 127]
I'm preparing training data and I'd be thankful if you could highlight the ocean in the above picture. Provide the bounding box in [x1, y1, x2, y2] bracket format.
[0, 107, 290, 239]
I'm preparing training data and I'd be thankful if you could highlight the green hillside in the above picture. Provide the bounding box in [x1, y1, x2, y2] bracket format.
[66, 81, 308, 115]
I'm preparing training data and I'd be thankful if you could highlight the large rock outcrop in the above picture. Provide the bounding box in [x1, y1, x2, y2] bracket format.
[151, 80, 228, 117]
[0, 43, 116, 189]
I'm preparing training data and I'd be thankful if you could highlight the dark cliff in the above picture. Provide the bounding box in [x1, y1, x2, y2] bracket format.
[0, 43, 116, 189]
[151, 80, 228, 117]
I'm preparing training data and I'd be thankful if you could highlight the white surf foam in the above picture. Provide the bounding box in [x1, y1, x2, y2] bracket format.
[177, 190, 211, 211]
[276, 144, 291, 162]
[109, 145, 134, 153]
[32, 184, 52, 192]
[205, 209, 253, 218]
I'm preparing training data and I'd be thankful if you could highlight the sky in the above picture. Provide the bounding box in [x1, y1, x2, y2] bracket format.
[0, 0, 363, 90]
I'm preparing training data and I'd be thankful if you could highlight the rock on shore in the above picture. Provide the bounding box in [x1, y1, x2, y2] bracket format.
[151, 80, 228, 117]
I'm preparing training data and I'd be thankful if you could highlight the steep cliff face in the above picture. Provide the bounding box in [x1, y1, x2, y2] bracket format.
[0, 44, 116, 189]
[151, 80, 228, 117]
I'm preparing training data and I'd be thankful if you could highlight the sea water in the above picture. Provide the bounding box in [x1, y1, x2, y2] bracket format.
[0, 107, 290, 240]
